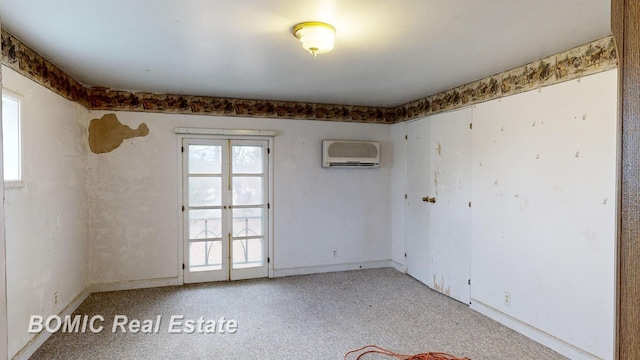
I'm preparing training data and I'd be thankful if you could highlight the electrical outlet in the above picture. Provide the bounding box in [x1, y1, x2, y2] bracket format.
[504, 291, 511, 306]
[332, 249, 338, 258]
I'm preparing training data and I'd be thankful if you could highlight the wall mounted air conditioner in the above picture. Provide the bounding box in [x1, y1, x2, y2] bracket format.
[322, 140, 380, 168]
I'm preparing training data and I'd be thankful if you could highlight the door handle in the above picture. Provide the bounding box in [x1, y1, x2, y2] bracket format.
[422, 196, 436, 203]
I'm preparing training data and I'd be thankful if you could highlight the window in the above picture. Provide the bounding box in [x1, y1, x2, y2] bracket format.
[2, 90, 22, 185]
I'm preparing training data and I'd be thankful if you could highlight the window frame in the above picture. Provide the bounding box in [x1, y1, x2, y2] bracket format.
[2, 88, 23, 188]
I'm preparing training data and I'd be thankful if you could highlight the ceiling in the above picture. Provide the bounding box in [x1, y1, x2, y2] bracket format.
[0, 1, 611, 108]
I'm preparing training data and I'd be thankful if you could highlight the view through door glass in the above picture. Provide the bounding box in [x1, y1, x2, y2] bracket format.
[184, 139, 269, 283]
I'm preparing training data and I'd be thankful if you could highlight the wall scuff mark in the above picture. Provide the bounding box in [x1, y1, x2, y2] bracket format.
[88, 113, 149, 154]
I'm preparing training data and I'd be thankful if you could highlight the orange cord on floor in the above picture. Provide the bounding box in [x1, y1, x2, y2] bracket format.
[344, 345, 472, 360]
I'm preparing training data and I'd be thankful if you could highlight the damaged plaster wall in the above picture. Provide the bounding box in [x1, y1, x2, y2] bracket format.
[86, 111, 392, 285]
[470, 70, 617, 359]
[2, 66, 90, 358]
[88, 113, 148, 154]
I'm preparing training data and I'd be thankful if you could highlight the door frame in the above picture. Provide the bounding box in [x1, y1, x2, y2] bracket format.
[404, 116, 432, 285]
[427, 108, 472, 304]
[176, 130, 274, 284]
[403, 109, 472, 304]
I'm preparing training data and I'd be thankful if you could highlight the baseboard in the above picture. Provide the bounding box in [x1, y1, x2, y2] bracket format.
[390, 260, 407, 273]
[470, 299, 604, 360]
[272, 260, 392, 277]
[12, 287, 92, 360]
[90, 277, 181, 293]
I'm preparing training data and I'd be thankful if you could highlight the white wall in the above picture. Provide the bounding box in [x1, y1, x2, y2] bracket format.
[470, 70, 617, 359]
[86, 111, 393, 285]
[392, 70, 617, 359]
[2, 66, 90, 357]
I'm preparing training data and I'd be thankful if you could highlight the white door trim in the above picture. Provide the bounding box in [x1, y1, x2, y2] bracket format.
[175, 128, 276, 137]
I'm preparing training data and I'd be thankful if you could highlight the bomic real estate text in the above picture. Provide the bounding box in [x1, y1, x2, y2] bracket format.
[28, 315, 238, 334]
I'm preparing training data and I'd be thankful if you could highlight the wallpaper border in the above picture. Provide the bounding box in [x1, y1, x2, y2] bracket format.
[394, 36, 617, 122]
[1, 29, 617, 124]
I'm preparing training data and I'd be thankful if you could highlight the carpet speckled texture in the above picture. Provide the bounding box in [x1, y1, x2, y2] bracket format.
[30, 268, 566, 359]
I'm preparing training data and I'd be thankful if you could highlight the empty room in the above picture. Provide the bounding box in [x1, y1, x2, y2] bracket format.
[0, 1, 638, 359]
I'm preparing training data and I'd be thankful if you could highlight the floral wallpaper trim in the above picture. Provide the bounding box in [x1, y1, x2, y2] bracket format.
[393, 36, 617, 123]
[1, 29, 616, 124]
[1, 30, 89, 107]
[85, 89, 395, 124]
[0, 30, 394, 124]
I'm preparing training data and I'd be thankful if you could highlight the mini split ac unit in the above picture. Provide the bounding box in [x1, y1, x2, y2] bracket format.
[322, 140, 380, 168]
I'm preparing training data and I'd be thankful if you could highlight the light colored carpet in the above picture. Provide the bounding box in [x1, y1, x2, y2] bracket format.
[30, 268, 566, 359]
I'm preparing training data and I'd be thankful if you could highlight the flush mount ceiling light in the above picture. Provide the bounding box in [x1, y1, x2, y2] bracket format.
[292, 21, 336, 57]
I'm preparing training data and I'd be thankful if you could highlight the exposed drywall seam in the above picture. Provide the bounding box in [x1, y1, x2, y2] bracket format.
[1, 29, 617, 124]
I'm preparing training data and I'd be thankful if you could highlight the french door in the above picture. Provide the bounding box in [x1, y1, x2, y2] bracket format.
[182, 138, 270, 283]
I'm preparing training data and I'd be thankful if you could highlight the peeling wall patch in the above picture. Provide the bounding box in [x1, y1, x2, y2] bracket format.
[88, 113, 149, 154]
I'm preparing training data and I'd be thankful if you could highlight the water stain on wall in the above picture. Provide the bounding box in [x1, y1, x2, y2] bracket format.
[433, 274, 451, 296]
[88, 113, 149, 154]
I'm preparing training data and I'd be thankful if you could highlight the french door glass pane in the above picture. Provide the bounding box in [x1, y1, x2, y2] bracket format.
[189, 177, 222, 206]
[232, 238, 264, 269]
[232, 177, 263, 205]
[189, 145, 222, 174]
[232, 208, 263, 237]
[232, 146, 263, 174]
[189, 209, 222, 239]
[189, 241, 222, 271]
